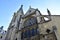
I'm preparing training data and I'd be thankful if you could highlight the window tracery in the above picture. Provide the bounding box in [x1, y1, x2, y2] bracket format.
[24, 17, 37, 27]
[21, 17, 39, 40]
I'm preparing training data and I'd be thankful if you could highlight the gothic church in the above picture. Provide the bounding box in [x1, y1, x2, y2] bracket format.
[5, 5, 60, 40]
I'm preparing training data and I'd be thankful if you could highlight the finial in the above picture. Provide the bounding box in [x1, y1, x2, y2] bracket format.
[17, 5, 23, 13]
[47, 8, 51, 16]
[20, 5, 23, 10]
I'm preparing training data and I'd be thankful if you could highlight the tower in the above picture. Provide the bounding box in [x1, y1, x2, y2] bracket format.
[5, 5, 24, 40]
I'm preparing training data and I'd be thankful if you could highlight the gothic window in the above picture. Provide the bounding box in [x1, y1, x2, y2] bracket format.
[24, 17, 37, 27]
[31, 27, 39, 36]
[35, 28, 39, 35]
[31, 28, 35, 36]
[27, 30, 31, 37]
[21, 30, 31, 39]
[21, 28, 39, 39]
[24, 31, 27, 38]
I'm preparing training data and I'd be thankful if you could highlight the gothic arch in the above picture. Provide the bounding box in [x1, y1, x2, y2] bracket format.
[23, 16, 37, 27]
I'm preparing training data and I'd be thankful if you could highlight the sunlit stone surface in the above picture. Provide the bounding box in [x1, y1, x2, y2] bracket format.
[4, 5, 60, 40]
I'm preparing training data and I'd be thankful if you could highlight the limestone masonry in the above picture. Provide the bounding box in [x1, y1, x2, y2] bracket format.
[5, 5, 60, 40]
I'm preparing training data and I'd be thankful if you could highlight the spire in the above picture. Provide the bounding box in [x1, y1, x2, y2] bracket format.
[17, 5, 24, 15]
[19, 5, 23, 10]
[47, 9, 51, 16]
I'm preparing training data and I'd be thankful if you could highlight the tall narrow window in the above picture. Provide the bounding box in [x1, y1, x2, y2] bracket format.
[24, 31, 27, 38]
[35, 28, 37, 35]
[27, 30, 31, 37]
[21, 32, 24, 39]
[31, 28, 35, 36]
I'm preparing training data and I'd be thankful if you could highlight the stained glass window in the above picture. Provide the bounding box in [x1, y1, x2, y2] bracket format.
[21, 17, 39, 39]
[31, 28, 35, 36]
[27, 30, 31, 37]
[35, 28, 37, 35]
[21, 28, 39, 39]
[24, 17, 37, 27]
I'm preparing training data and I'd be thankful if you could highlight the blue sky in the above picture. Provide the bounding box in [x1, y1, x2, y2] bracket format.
[0, 0, 60, 30]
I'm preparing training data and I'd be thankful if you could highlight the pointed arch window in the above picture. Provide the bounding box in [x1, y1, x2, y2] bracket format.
[27, 30, 31, 37]
[31, 28, 35, 36]
[24, 17, 37, 27]
[24, 31, 27, 38]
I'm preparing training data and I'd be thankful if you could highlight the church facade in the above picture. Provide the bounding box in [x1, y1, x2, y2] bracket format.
[5, 5, 60, 40]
